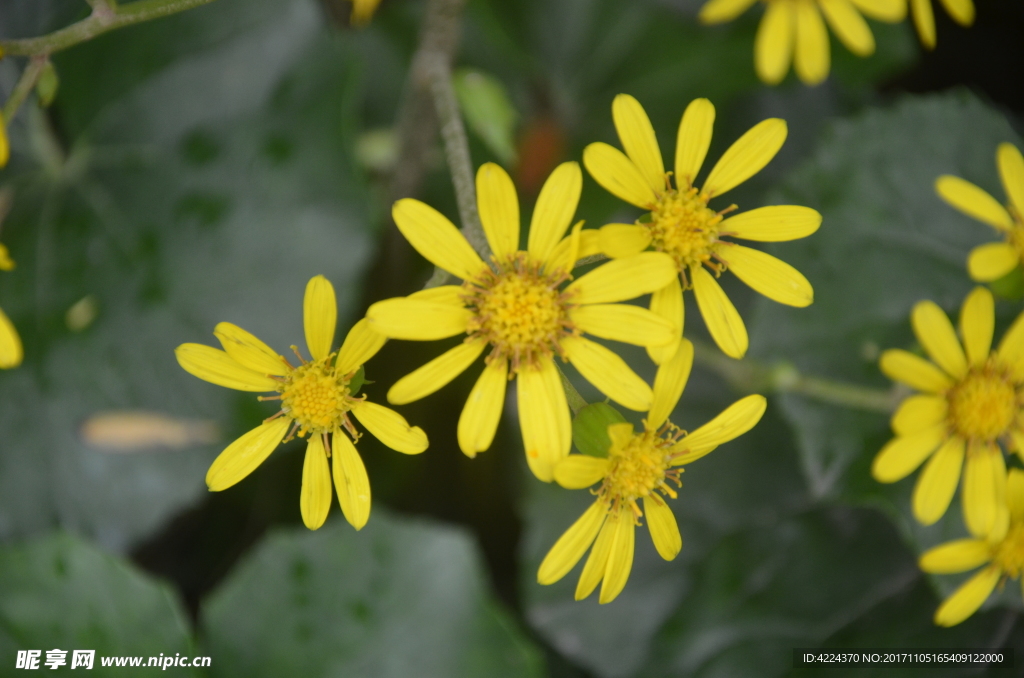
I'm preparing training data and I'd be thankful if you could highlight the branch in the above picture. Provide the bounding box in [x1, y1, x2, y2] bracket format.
[0, 0, 219, 56]
[2, 56, 48, 124]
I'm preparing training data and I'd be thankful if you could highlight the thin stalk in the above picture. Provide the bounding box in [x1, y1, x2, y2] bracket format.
[2, 57, 48, 124]
[556, 363, 588, 416]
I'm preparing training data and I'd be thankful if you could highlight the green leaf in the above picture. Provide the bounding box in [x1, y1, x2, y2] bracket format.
[0, 532, 197, 676]
[572, 402, 628, 458]
[202, 510, 544, 678]
[454, 69, 519, 166]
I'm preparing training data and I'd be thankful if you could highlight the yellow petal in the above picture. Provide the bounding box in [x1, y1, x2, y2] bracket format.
[754, 1, 795, 85]
[717, 244, 813, 307]
[175, 343, 279, 392]
[675, 394, 767, 464]
[538, 501, 607, 585]
[214, 322, 287, 376]
[935, 176, 1014, 230]
[997, 310, 1024, 376]
[0, 305, 23, 369]
[517, 357, 572, 482]
[546, 228, 603, 273]
[1007, 467, 1024, 523]
[562, 336, 653, 411]
[599, 506, 636, 604]
[0, 113, 8, 166]
[959, 286, 994, 366]
[703, 118, 788, 198]
[891, 394, 947, 436]
[912, 436, 965, 525]
[336, 318, 387, 375]
[457, 359, 507, 457]
[997, 143, 1024, 218]
[968, 241, 1021, 282]
[793, 1, 830, 86]
[331, 430, 371, 530]
[304, 275, 337, 361]
[647, 275, 684, 365]
[598, 223, 652, 258]
[938, 0, 974, 25]
[878, 349, 953, 393]
[392, 198, 486, 280]
[850, 0, 907, 21]
[919, 539, 991, 573]
[612, 94, 664, 194]
[575, 510, 617, 600]
[819, 0, 875, 56]
[720, 205, 821, 242]
[674, 98, 716, 189]
[476, 162, 520, 259]
[387, 339, 486, 405]
[691, 265, 748, 359]
[608, 422, 635, 452]
[350, 400, 428, 455]
[583, 142, 657, 209]
[870, 426, 945, 483]
[963, 444, 1006, 538]
[366, 297, 470, 341]
[567, 252, 676, 304]
[300, 434, 332, 530]
[350, 0, 383, 25]
[206, 418, 289, 491]
[934, 566, 1000, 627]
[910, 301, 967, 379]
[570, 304, 675, 347]
[529, 162, 583, 263]
[909, 0, 936, 47]
[554, 455, 611, 489]
[649, 339, 694, 430]
[407, 284, 465, 304]
[697, 0, 759, 23]
[644, 496, 682, 561]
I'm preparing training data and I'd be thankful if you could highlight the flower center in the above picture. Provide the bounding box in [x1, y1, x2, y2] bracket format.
[279, 356, 352, 436]
[993, 523, 1024, 580]
[463, 253, 577, 373]
[646, 186, 725, 276]
[946, 362, 1018, 440]
[600, 428, 683, 511]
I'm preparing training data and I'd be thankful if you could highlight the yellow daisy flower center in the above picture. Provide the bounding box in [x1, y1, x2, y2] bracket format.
[600, 427, 685, 515]
[277, 354, 354, 437]
[946, 361, 1020, 440]
[463, 253, 578, 373]
[993, 522, 1024, 580]
[647, 186, 727, 280]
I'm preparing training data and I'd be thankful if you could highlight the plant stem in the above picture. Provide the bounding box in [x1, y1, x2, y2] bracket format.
[556, 363, 588, 416]
[0, 0, 218, 56]
[691, 339, 898, 413]
[2, 57, 48, 124]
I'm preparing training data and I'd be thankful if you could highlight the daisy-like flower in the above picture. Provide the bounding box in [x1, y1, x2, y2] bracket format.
[583, 95, 820, 361]
[909, 0, 974, 49]
[873, 287, 1024, 536]
[351, 0, 383, 26]
[366, 162, 678, 482]
[919, 467, 1024, 627]
[698, 0, 906, 86]
[536, 341, 767, 603]
[175, 275, 428, 531]
[0, 243, 22, 369]
[936, 143, 1024, 284]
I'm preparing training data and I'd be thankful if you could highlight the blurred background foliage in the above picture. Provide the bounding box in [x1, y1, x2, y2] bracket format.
[0, 0, 1022, 675]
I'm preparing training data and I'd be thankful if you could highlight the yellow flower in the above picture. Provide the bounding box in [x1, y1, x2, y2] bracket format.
[583, 95, 820, 360]
[350, 0, 383, 26]
[175, 275, 428, 531]
[936, 143, 1024, 283]
[909, 0, 974, 49]
[919, 467, 1024, 627]
[698, 0, 905, 86]
[873, 287, 1024, 536]
[0, 243, 20, 369]
[366, 162, 679, 482]
[536, 341, 767, 603]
